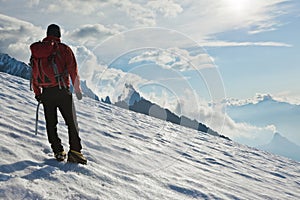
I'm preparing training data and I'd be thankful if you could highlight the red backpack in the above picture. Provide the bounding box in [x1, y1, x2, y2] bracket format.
[30, 40, 68, 91]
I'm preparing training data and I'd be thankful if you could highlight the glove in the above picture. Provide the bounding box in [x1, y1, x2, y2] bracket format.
[76, 91, 83, 100]
[35, 95, 43, 103]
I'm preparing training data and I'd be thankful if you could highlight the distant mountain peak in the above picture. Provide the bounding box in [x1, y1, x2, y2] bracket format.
[270, 132, 292, 145]
[273, 132, 283, 139]
[117, 83, 141, 106]
[256, 93, 274, 102]
[259, 132, 300, 161]
[271, 132, 290, 145]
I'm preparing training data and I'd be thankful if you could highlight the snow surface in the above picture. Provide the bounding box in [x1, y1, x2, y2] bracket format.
[1, 72, 300, 200]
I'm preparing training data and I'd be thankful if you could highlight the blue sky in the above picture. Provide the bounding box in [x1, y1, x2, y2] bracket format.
[0, 0, 299, 142]
[208, 14, 300, 99]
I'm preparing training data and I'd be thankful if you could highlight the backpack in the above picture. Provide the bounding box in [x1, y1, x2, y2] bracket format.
[30, 40, 68, 90]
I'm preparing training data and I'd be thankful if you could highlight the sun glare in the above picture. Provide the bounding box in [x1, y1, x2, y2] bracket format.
[223, 0, 253, 15]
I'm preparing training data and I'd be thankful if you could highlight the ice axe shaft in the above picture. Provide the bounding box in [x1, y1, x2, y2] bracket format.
[35, 102, 41, 135]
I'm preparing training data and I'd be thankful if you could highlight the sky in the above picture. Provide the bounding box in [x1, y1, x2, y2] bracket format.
[0, 0, 299, 143]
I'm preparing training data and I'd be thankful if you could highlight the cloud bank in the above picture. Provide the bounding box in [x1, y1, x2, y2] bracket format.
[0, 14, 43, 62]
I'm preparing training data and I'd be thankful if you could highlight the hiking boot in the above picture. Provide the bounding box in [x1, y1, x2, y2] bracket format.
[54, 151, 67, 162]
[67, 150, 87, 165]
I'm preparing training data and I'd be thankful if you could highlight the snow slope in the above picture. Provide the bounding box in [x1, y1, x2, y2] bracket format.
[1, 72, 300, 200]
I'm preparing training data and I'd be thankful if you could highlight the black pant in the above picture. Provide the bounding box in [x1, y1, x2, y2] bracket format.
[42, 87, 82, 153]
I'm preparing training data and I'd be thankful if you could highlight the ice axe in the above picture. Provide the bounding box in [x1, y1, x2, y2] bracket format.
[35, 102, 41, 135]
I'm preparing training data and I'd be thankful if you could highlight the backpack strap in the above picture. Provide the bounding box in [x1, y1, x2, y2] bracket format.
[49, 44, 68, 90]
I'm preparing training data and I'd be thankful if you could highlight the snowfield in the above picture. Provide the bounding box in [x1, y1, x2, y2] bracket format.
[0, 72, 300, 200]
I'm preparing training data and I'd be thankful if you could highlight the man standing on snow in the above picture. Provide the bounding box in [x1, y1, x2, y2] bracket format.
[30, 24, 87, 164]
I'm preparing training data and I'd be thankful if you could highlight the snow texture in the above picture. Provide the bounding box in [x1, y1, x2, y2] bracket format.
[1, 72, 300, 200]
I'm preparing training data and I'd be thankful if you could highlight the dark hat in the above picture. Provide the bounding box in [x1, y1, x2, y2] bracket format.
[47, 24, 61, 38]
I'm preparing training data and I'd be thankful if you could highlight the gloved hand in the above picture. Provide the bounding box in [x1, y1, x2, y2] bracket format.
[35, 95, 43, 103]
[76, 91, 83, 100]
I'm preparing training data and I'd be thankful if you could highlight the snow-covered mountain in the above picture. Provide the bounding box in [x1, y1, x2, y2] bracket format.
[117, 83, 141, 106]
[1, 72, 300, 199]
[0, 53, 99, 100]
[114, 84, 223, 138]
[0, 53, 31, 79]
[259, 132, 300, 162]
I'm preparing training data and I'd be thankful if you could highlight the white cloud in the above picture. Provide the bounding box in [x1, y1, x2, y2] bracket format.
[275, 91, 300, 105]
[171, 0, 291, 42]
[26, 0, 40, 7]
[38, 0, 289, 33]
[147, 0, 183, 18]
[226, 92, 300, 106]
[113, 0, 156, 26]
[0, 0, 294, 62]
[201, 40, 292, 48]
[225, 93, 274, 106]
[0, 14, 43, 62]
[72, 45, 100, 80]
[129, 47, 215, 71]
[184, 97, 276, 146]
[73, 45, 149, 102]
[26, 0, 156, 27]
[67, 23, 125, 47]
[43, 0, 104, 15]
[92, 68, 149, 103]
[221, 116, 276, 146]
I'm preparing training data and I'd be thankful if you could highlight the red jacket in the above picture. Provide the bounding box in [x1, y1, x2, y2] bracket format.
[30, 36, 81, 96]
